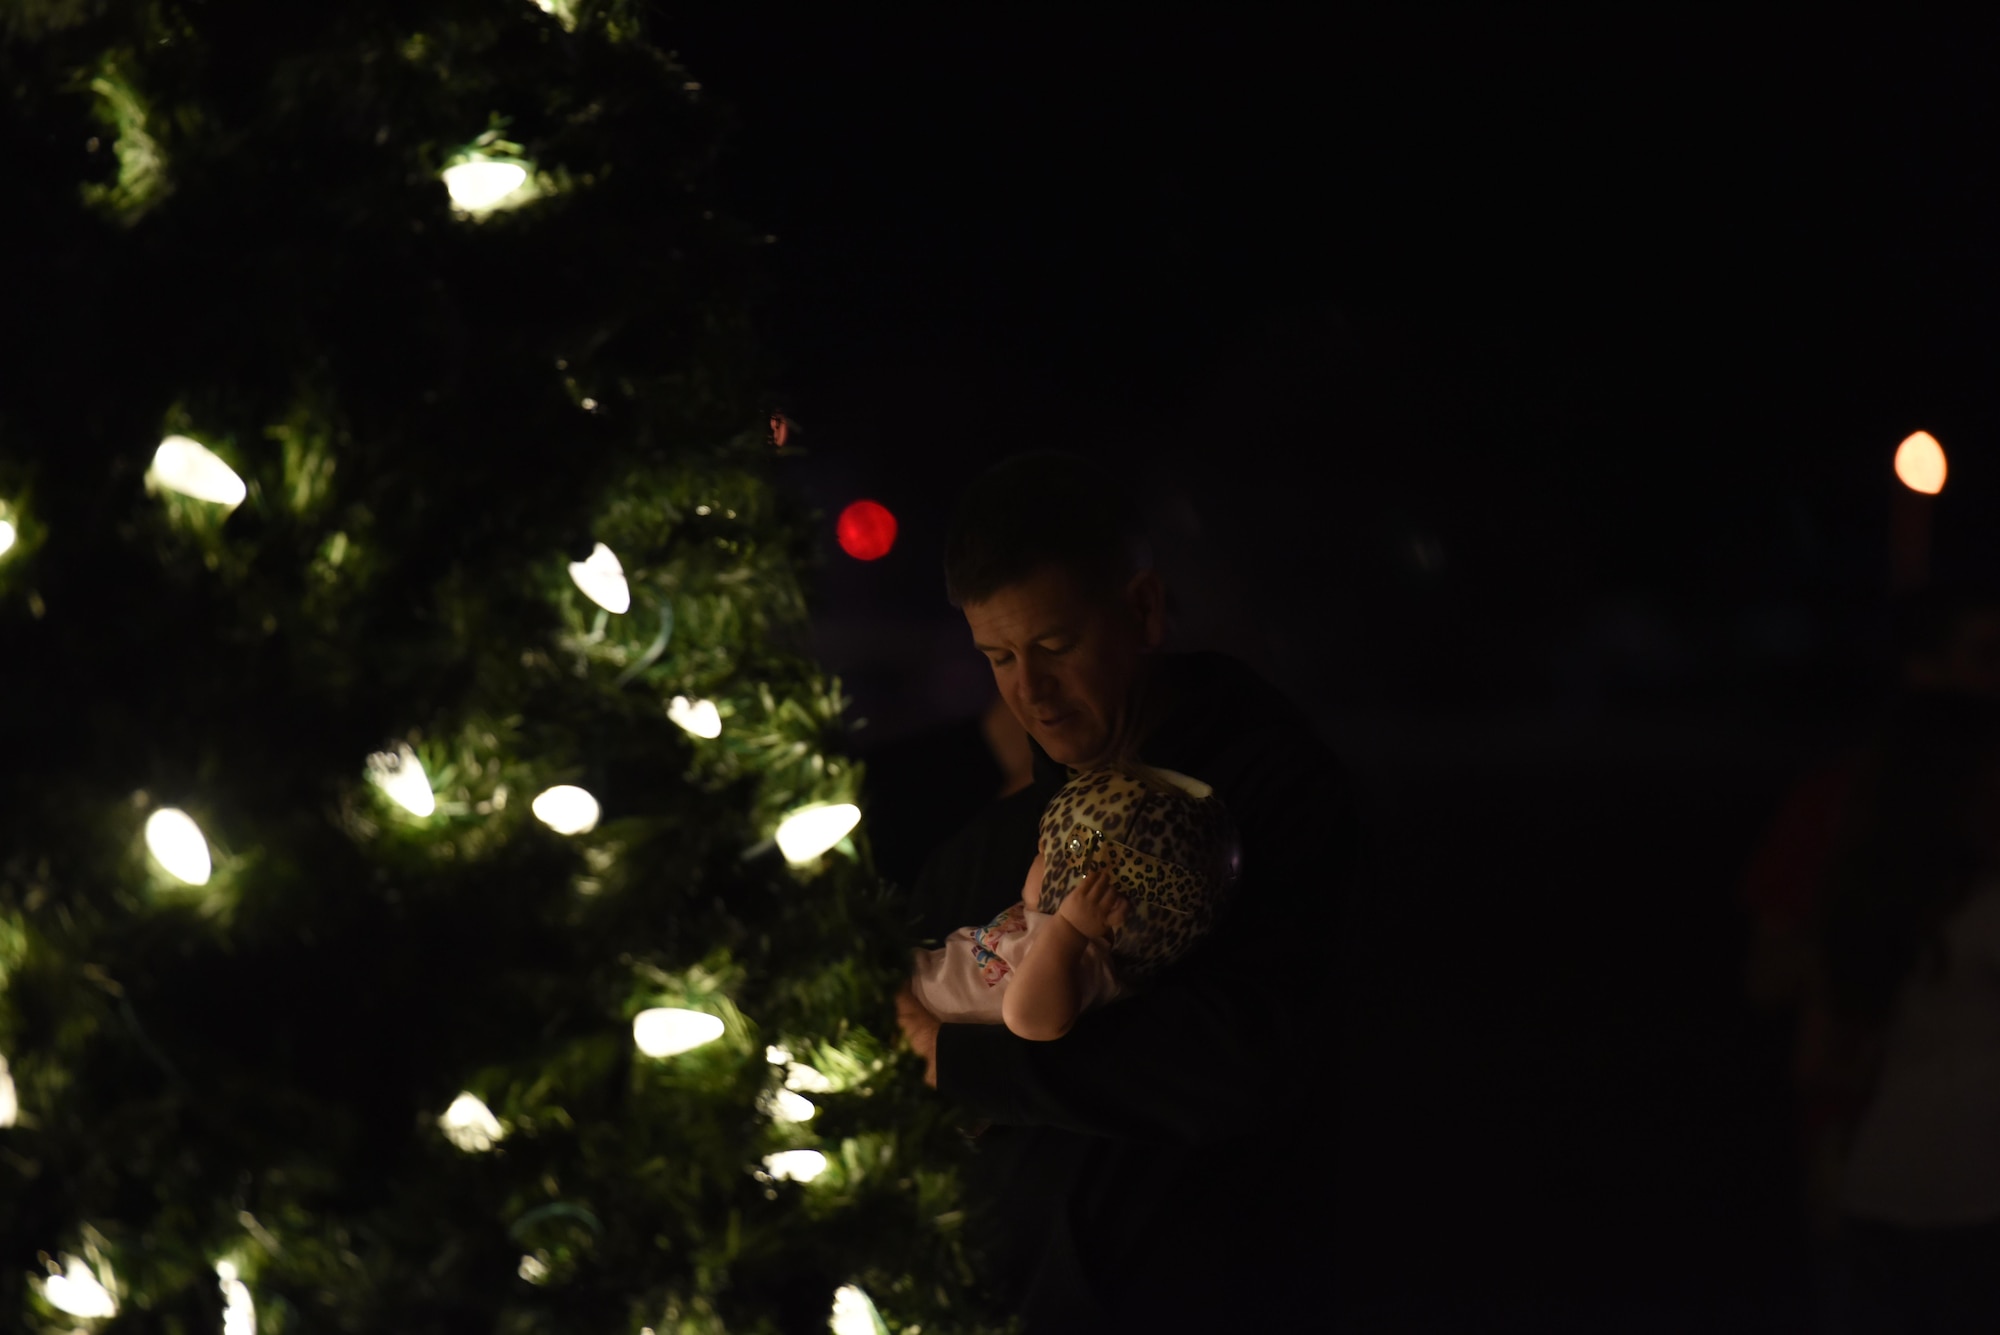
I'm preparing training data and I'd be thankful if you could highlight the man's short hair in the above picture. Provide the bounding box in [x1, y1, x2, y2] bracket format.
[944, 451, 1152, 608]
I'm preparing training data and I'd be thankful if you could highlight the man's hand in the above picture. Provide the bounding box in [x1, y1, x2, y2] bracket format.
[895, 979, 942, 1088]
[1056, 867, 1128, 943]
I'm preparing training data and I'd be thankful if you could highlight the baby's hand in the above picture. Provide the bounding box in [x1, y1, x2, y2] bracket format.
[1057, 869, 1128, 943]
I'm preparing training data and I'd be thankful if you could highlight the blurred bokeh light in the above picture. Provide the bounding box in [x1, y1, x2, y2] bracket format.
[1895, 430, 1947, 494]
[836, 500, 897, 561]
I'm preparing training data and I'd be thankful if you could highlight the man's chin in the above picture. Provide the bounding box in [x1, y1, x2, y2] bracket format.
[1034, 727, 1109, 770]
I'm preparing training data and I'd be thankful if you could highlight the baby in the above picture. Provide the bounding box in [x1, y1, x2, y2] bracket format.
[910, 761, 1241, 1040]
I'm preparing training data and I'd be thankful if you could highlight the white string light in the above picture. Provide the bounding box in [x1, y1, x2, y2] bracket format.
[762, 1149, 828, 1183]
[41, 1254, 117, 1318]
[366, 743, 435, 817]
[149, 435, 246, 507]
[783, 1062, 834, 1094]
[0, 1054, 16, 1128]
[518, 1254, 549, 1283]
[775, 803, 861, 863]
[216, 1260, 255, 1335]
[632, 1007, 724, 1058]
[442, 158, 529, 213]
[531, 785, 600, 835]
[0, 519, 15, 557]
[144, 808, 212, 886]
[667, 695, 722, 739]
[567, 542, 631, 614]
[763, 1088, 817, 1122]
[830, 1285, 887, 1335]
[765, 1044, 833, 1096]
[527, 0, 577, 31]
[438, 1092, 504, 1152]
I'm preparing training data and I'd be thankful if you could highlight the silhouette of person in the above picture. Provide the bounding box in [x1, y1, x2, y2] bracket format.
[862, 692, 1036, 893]
[1740, 581, 2000, 1327]
[1812, 690, 2000, 1331]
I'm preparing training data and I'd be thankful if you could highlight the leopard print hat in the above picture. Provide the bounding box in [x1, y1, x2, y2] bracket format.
[1035, 761, 1241, 986]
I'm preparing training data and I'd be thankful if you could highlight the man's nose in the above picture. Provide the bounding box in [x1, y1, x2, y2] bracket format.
[1019, 658, 1058, 701]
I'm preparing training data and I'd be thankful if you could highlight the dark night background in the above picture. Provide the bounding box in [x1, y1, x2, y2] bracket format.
[668, 11, 1999, 1327]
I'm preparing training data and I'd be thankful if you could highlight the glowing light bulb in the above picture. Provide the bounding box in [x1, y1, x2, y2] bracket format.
[783, 1062, 834, 1094]
[145, 808, 212, 885]
[1895, 430, 1947, 495]
[567, 542, 630, 613]
[632, 1007, 724, 1058]
[766, 1088, 817, 1122]
[42, 1254, 116, 1318]
[668, 696, 723, 739]
[836, 500, 897, 561]
[0, 1054, 16, 1128]
[762, 1149, 828, 1182]
[438, 1092, 504, 1152]
[775, 803, 861, 863]
[0, 519, 15, 556]
[518, 1254, 548, 1283]
[366, 743, 435, 817]
[217, 1260, 255, 1335]
[150, 435, 246, 507]
[528, 0, 577, 29]
[443, 158, 528, 212]
[532, 785, 600, 835]
[765, 1045, 793, 1066]
[831, 1285, 887, 1335]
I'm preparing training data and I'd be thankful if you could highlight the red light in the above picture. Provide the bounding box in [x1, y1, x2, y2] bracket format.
[837, 500, 897, 561]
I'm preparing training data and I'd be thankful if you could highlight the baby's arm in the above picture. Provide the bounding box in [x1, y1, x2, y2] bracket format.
[1002, 869, 1126, 1041]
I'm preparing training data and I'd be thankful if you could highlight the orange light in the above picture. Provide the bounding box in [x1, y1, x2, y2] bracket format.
[1895, 431, 1947, 495]
[836, 500, 897, 561]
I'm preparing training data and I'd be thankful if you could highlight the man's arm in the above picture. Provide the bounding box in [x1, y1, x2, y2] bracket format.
[938, 728, 1354, 1145]
[940, 953, 1294, 1142]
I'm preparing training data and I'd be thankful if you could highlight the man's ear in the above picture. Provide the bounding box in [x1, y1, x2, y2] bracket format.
[1126, 568, 1167, 650]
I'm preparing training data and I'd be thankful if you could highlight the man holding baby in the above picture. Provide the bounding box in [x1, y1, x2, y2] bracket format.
[895, 452, 1360, 1333]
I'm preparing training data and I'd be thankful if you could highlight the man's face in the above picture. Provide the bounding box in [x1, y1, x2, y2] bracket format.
[964, 564, 1164, 769]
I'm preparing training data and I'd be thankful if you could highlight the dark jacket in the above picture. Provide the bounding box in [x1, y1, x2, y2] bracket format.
[912, 651, 1357, 1332]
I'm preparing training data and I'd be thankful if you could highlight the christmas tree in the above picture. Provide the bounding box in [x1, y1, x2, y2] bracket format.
[0, 2, 992, 1331]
